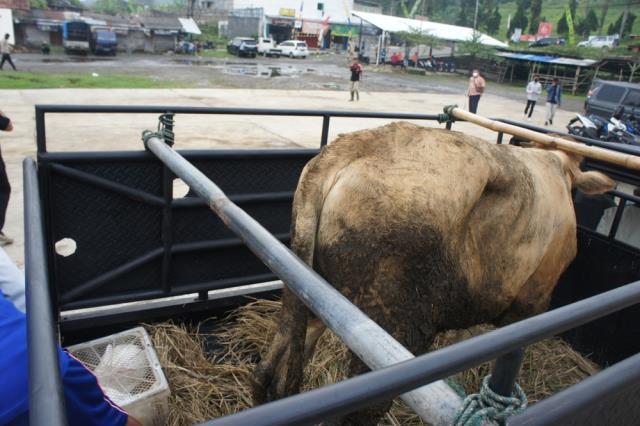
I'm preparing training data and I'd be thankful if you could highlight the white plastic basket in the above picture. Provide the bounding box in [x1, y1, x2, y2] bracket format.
[67, 327, 170, 426]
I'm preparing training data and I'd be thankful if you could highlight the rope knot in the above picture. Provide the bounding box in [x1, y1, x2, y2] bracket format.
[453, 375, 527, 426]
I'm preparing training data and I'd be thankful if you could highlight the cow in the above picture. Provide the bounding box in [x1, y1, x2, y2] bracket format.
[251, 122, 615, 424]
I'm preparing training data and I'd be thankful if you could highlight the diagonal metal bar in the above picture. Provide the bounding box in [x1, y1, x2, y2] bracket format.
[142, 134, 462, 425]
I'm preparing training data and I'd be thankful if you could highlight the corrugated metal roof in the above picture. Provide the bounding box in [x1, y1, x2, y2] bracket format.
[494, 51, 598, 67]
[351, 10, 508, 48]
[178, 17, 200, 35]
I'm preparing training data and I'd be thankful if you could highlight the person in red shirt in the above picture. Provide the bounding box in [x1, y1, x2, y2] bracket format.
[349, 58, 363, 102]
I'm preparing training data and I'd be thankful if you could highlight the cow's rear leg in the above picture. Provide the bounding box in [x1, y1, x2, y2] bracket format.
[251, 287, 309, 404]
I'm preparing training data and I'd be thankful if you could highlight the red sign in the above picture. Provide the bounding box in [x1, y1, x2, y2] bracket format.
[537, 22, 552, 38]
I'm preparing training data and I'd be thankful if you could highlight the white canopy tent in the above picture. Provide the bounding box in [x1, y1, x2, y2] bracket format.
[351, 10, 508, 49]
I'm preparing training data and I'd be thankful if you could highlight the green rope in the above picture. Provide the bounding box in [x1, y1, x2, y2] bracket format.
[445, 376, 467, 398]
[158, 112, 175, 146]
[438, 105, 458, 124]
[453, 375, 527, 426]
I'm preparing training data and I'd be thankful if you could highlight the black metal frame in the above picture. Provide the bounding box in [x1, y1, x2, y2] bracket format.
[27, 105, 640, 426]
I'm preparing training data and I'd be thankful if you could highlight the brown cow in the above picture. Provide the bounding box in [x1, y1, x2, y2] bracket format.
[252, 122, 614, 424]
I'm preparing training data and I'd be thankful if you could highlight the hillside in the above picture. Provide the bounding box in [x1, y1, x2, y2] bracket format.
[496, 0, 640, 40]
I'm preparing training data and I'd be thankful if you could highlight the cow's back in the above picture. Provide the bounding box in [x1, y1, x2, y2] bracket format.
[301, 122, 576, 332]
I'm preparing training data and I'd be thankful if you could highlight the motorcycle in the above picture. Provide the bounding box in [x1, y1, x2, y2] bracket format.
[567, 113, 640, 146]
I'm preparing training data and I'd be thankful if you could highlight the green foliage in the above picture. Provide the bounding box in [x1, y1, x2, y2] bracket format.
[608, 11, 637, 37]
[576, 9, 599, 37]
[91, 0, 144, 15]
[529, 0, 543, 33]
[0, 72, 184, 89]
[507, 0, 528, 37]
[557, 12, 568, 35]
[395, 28, 441, 48]
[458, 32, 497, 59]
[456, 1, 474, 27]
[31, 0, 47, 8]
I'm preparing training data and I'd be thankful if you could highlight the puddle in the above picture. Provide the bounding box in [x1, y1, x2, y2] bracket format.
[41, 57, 111, 63]
[221, 64, 314, 78]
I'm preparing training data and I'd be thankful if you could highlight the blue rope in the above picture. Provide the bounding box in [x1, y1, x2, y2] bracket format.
[453, 375, 527, 426]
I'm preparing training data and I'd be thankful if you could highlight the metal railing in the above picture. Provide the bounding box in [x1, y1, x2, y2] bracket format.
[24, 157, 68, 426]
[27, 105, 640, 425]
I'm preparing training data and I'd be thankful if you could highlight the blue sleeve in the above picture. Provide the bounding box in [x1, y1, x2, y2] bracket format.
[62, 353, 129, 426]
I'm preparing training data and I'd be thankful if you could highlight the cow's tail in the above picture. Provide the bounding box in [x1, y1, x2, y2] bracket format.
[251, 157, 332, 404]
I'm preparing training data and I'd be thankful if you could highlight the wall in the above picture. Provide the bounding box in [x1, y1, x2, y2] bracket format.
[120, 30, 145, 53]
[233, 0, 354, 23]
[20, 23, 50, 47]
[152, 34, 175, 53]
[228, 15, 260, 38]
[0, 8, 14, 43]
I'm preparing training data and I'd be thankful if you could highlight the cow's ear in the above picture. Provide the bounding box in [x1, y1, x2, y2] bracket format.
[573, 170, 616, 194]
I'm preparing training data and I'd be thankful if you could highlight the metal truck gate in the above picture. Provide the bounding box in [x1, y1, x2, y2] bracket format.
[26, 106, 640, 425]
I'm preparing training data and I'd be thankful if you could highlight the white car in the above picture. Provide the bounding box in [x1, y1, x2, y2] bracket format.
[257, 37, 282, 57]
[577, 35, 619, 48]
[278, 40, 309, 58]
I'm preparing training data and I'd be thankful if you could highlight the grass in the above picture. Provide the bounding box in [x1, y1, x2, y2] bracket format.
[496, 0, 640, 43]
[0, 71, 187, 89]
[199, 49, 233, 58]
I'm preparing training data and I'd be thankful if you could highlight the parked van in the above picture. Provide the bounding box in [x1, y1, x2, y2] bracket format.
[278, 40, 309, 59]
[586, 80, 640, 118]
[257, 37, 281, 57]
[90, 31, 117, 56]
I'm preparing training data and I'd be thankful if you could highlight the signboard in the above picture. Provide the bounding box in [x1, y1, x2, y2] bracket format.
[331, 24, 358, 37]
[511, 27, 522, 43]
[0, 8, 14, 44]
[279, 8, 296, 17]
[537, 21, 552, 38]
[565, 6, 576, 45]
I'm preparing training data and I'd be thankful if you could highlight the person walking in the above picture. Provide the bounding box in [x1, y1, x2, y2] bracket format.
[349, 57, 363, 102]
[524, 75, 542, 120]
[467, 69, 485, 114]
[0, 34, 16, 71]
[544, 78, 562, 126]
[0, 111, 13, 245]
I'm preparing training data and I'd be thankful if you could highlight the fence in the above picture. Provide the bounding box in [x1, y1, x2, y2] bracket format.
[26, 105, 640, 426]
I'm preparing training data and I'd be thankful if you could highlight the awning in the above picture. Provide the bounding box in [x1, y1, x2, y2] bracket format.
[494, 51, 598, 67]
[351, 10, 508, 48]
[178, 17, 201, 35]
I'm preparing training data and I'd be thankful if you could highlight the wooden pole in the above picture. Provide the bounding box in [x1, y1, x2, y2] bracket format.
[572, 66, 580, 95]
[446, 106, 640, 171]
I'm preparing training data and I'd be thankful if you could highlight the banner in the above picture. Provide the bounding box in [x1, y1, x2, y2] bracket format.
[565, 6, 575, 45]
[511, 27, 522, 43]
[537, 21, 552, 38]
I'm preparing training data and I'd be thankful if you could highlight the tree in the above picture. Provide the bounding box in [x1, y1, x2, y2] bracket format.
[31, 0, 47, 8]
[456, 1, 474, 27]
[608, 11, 637, 37]
[576, 9, 599, 37]
[529, 0, 542, 34]
[599, 0, 611, 33]
[507, 0, 528, 38]
[485, 5, 502, 35]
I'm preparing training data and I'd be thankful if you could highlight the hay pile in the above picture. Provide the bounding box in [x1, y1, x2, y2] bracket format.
[147, 300, 600, 426]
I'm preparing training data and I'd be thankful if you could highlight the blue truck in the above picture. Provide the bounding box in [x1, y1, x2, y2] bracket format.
[62, 20, 91, 54]
[90, 30, 117, 56]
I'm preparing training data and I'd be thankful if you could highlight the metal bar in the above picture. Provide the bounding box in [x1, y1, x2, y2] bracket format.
[489, 348, 525, 397]
[496, 131, 504, 145]
[173, 191, 294, 208]
[320, 115, 331, 147]
[38, 149, 318, 163]
[161, 165, 173, 294]
[24, 157, 68, 426]
[507, 351, 640, 425]
[35, 104, 442, 121]
[446, 121, 453, 130]
[144, 135, 462, 425]
[608, 199, 627, 239]
[48, 163, 164, 206]
[35, 106, 47, 153]
[59, 248, 164, 304]
[201, 280, 640, 426]
[171, 233, 290, 254]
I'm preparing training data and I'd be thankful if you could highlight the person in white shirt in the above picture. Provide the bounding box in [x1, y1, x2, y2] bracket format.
[523, 75, 542, 120]
[0, 34, 16, 71]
